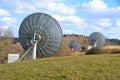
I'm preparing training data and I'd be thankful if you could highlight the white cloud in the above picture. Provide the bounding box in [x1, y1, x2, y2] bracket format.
[35, 2, 76, 15]
[53, 15, 83, 23]
[63, 30, 74, 34]
[47, 2, 75, 15]
[99, 18, 112, 27]
[0, 8, 10, 16]
[82, 0, 107, 10]
[1, 17, 12, 22]
[11, 0, 76, 15]
[85, 18, 120, 39]
[14, 1, 37, 14]
[115, 18, 120, 27]
[1, 0, 77, 37]
[53, 15, 87, 28]
[15, 10, 25, 14]
[0, 25, 9, 30]
[0, 16, 17, 37]
[53, 15, 113, 36]
[81, 0, 120, 18]
[1, 0, 120, 39]
[75, 18, 116, 38]
[105, 26, 120, 39]
[88, 18, 112, 27]
[1, 16, 16, 25]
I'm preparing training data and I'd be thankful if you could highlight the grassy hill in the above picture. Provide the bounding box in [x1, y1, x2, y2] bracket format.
[0, 54, 120, 80]
[0, 36, 120, 80]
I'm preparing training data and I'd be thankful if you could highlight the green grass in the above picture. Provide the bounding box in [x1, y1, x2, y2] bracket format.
[0, 54, 120, 80]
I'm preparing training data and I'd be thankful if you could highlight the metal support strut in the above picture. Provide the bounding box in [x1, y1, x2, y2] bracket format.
[17, 32, 41, 62]
[30, 33, 38, 59]
[94, 41, 97, 47]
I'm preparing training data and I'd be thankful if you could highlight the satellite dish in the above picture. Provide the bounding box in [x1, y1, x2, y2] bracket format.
[69, 40, 80, 51]
[88, 32, 105, 48]
[19, 13, 63, 59]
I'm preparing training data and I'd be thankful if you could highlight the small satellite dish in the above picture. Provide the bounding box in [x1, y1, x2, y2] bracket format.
[19, 13, 63, 60]
[88, 32, 105, 48]
[69, 40, 80, 51]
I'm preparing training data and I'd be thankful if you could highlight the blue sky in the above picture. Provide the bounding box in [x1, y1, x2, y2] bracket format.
[0, 0, 120, 39]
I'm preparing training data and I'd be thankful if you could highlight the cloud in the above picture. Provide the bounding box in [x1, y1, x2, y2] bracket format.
[1, 17, 16, 24]
[98, 18, 112, 27]
[14, 1, 37, 14]
[15, 10, 25, 14]
[88, 18, 112, 27]
[53, 15, 87, 29]
[0, 0, 120, 39]
[105, 26, 120, 39]
[35, 1, 76, 15]
[0, 25, 9, 30]
[11, 0, 76, 15]
[0, 16, 17, 36]
[0, 8, 10, 16]
[63, 30, 74, 34]
[87, 18, 120, 39]
[0, 0, 77, 37]
[53, 15, 83, 23]
[81, 0, 120, 18]
[82, 0, 107, 10]
[53, 15, 112, 36]
[53, 15, 115, 37]
[0, 16, 17, 31]
[115, 18, 120, 27]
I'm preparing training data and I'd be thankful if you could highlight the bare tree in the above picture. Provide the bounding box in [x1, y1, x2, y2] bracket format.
[0, 27, 2, 36]
[3, 27, 14, 37]
[0, 27, 14, 58]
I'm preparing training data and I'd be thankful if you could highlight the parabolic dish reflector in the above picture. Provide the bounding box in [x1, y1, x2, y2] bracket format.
[69, 40, 80, 51]
[88, 32, 105, 47]
[19, 13, 63, 57]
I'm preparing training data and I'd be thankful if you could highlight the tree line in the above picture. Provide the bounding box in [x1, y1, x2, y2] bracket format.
[63, 34, 87, 38]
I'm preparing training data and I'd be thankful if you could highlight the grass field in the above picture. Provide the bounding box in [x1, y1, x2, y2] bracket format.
[0, 54, 120, 80]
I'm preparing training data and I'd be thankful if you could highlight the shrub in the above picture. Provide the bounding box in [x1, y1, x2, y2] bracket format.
[86, 48, 105, 55]
[81, 46, 87, 52]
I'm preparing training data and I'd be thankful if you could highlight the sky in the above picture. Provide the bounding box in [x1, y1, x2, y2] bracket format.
[0, 0, 120, 39]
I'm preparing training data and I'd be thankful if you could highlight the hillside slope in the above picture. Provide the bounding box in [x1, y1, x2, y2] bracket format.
[0, 54, 120, 80]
